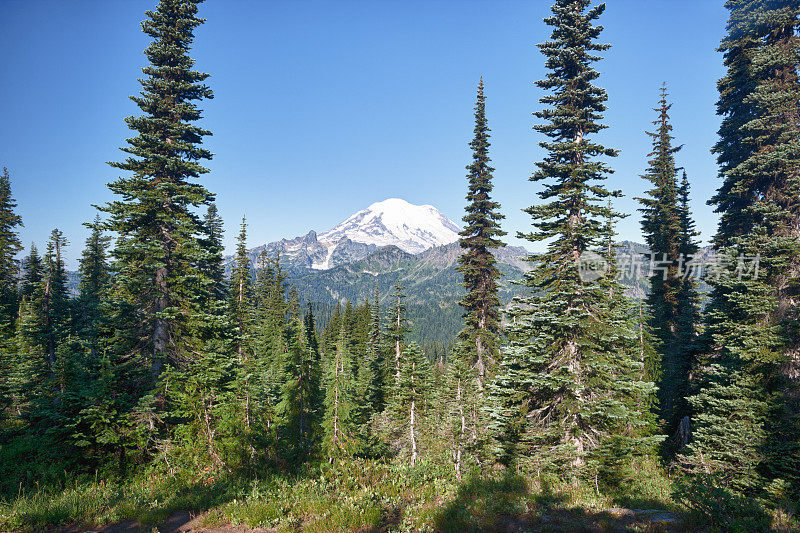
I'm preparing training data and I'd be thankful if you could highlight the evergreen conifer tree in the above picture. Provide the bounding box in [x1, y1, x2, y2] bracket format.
[200, 203, 226, 303]
[276, 295, 323, 465]
[673, 171, 701, 443]
[445, 343, 478, 479]
[682, 0, 800, 504]
[489, 0, 657, 477]
[0, 168, 23, 425]
[322, 323, 358, 460]
[636, 86, 699, 441]
[40, 229, 70, 377]
[253, 252, 288, 428]
[21, 244, 42, 300]
[76, 215, 112, 359]
[0, 167, 23, 334]
[364, 285, 385, 415]
[102, 0, 216, 377]
[386, 284, 408, 386]
[229, 217, 254, 361]
[456, 79, 506, 388]
[388, 342, 430, 466]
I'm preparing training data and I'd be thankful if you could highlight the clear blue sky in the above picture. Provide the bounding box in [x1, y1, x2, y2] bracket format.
[0, 0, 727, 267]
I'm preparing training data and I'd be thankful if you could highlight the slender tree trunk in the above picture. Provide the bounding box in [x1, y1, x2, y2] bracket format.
[455, 377, 465, 479]
[395, 308, 402, 383]
[152, 264, 169, 377]
[410, 399, 417, 466]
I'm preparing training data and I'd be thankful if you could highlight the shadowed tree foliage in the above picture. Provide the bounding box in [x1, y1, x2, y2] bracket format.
[636, 86, 700, 444]
[0, 168, 23, 334]
[681, 0, 800, 505]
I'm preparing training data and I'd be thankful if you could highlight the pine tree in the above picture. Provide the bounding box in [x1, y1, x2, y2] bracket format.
[200, 203, 226, 303]
[363, 285, 385, 415]
[40, 229, 70, 377]
[386, 284, 408, 386]
[673, 171, 701, 443]
[102, 0, 216, 377]
[322, 323, 358, 460]
[0, 167, 23, 426]
[456, 78, 506, 389]
[636, 86, 699, 441]
[276, 301, 323, 465]
[489, 0, 657, 477]
[683, 0, 800, 503]
[229, 217, 254, 361]
[0, 167, 23, 334]
[76, 215, 112, 359]
[21, 244, 42, 300]
[388, 342, 431, 466]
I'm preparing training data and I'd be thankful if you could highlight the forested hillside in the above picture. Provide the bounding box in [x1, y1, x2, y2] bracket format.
[0, 0, 798, 532]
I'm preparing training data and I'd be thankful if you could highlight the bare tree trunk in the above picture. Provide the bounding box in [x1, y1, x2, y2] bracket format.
[566, 340, 586, 470]
[202, 393, 224, 470]
[454, 377, 465, 479]
[410, 399, 417, 466]
[152, 264, 169, 377]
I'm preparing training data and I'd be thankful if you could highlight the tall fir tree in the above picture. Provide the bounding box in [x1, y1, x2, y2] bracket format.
[322, 323, 358, 461]
[636, 86, 699, 442]
[386, 283, 408, 387]
[682, 0, 800, 504]
[673, 171, 701, 443]
[387, 342, 431, 466]
[253, 252, 289, 431]
[708, 0, 764, 247]
[0, 168, 23, 425]
[200, 202, 226, 303]
[40, 229, 70, 377]
[21, 244, 42, 300]
[489, 0, 657, 477]
[456, 78, 506, 389]
[102, 0, 216, 377]
[228, 217, 254, 361]
[276, 295, 323, 465]
[450, 79, 507, 479]
[9, 246, 45, 422]
[76, 215, 112, 359]
[363, 284, 386, 415]
[0, 167, 23, 334]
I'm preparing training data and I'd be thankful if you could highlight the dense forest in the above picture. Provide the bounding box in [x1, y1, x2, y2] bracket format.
[0, 0, 798, 531]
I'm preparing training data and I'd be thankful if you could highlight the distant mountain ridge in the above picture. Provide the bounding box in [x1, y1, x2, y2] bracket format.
[219, 200, 706, 346]
[61, 196, 707, 347]
[319, 198, 461, 256]
[232, 199, 462, 273]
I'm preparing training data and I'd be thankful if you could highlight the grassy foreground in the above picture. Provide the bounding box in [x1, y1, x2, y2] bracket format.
[0, 457, 703, 532]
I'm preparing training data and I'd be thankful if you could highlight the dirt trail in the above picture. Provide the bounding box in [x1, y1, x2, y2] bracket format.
[52, 511, 275, 533]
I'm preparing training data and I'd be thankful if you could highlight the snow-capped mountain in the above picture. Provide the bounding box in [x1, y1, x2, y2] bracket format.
[319, 198, 460, 255]
[228, 199, 462, 272]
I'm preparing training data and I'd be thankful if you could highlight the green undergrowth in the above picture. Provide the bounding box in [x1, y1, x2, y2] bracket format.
[1, 455, 791, 532]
